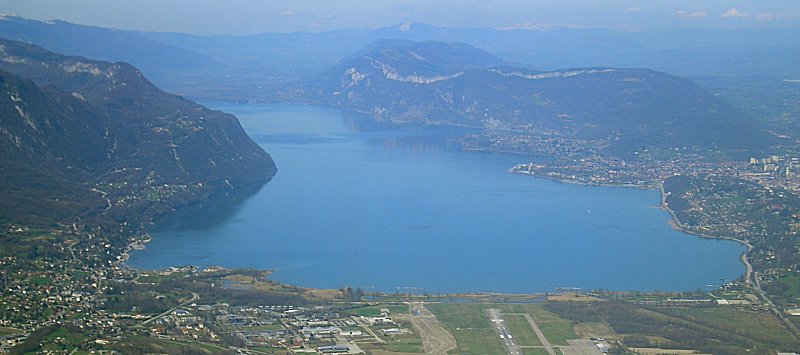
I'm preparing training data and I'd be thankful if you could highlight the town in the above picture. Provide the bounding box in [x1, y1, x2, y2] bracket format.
[2, 234, 799, 354]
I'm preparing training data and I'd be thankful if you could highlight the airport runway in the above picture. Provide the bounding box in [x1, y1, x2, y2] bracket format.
[486, 309, 521, 355]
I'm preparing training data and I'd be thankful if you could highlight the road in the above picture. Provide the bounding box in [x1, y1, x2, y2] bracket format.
[486, 309, 521, 355]
[660, 183, 800, 337]
[140, 292, 199, 327]
[520, 313, 557, 355]
[353, 316, 385, 344]
[561, 339, 603, 355]
[409, 302, 457, 355]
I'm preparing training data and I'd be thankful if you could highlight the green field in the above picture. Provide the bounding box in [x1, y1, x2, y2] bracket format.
[426, 303, 506, 355]
[666, 306, 797, 345]
[29, 276, 52, 286]
[544, 300, 800, 353]
[496, 304, 576, 346]
[118, 335, 228, 354]
[39, 327, 87, 352]
[764, 272, 800, 306]
[424, 303, 578, 354]
[251, 346, 286, 352]
[0, 327, 19, 336]
[529, 308, 575, 346]
[503, 314, 542, 346]
[135, 272, 184, 284]
[239, 324, 284, 331]
[383, 337, 424, 353]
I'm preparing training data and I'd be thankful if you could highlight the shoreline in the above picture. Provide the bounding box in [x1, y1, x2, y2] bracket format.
[116, 131, 748, 296]
[512, 168, 753, 287]
[115, 233, 151, 270]
[509, 169, 654, 190]
[654, 180, 799, 336]
[119, 172, 750, 297]
[656, 182, 754, 287]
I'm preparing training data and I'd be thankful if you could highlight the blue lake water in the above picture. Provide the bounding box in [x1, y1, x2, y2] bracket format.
[127, 103, 746, 294]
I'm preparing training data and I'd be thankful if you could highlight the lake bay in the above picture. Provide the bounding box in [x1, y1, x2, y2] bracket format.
[127, 103, 745, 294]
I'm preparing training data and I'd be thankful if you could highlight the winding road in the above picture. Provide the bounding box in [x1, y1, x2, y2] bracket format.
[659, 182, 799, 337]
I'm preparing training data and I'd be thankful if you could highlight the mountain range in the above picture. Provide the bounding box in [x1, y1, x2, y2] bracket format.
[1, 15, 799, 102]
[0, 38, 275, 229]
[289, 39, 778, 156]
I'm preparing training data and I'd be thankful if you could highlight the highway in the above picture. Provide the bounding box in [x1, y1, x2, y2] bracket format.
[140, 292, 199, 327]
[661, 183, 799, 337]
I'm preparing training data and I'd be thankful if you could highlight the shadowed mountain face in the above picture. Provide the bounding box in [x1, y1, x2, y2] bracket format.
[0, 39, 275, 229]
[293, 40, 778, 156]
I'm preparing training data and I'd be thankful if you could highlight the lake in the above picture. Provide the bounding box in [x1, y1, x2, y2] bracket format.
[127, 103, 746, 294]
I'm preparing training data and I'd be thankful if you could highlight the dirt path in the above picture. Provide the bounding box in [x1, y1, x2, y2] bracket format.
[409, 302, 457, 355]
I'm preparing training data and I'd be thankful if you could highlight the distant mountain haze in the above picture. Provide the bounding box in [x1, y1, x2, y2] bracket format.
[1, 16, 799, 101]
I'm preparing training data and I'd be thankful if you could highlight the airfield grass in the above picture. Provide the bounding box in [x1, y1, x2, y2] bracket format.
[502, 314, 542, 346]
[573, 321, 615, 338]
[426, 303, 506, 355]
[496, 304, 576, 346]
[521, 348, 560, 355]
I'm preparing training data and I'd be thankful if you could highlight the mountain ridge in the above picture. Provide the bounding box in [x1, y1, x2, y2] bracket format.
[0, 38, 275, 229]
[0, 14, 219, 81]
[2, 15, 800, 103]
[290, 40, 779, 156]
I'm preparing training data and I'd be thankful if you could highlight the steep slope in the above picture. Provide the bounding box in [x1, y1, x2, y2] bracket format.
[295, 40, 778, 155]
[0, 39, 275, 229]
[0, 70, 109, 226]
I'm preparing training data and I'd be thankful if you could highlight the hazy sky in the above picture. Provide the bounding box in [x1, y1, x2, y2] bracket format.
[0, 0, 798, 34]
